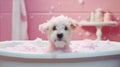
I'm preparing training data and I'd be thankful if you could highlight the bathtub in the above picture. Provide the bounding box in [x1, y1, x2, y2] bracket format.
[0, 40, 120, 67]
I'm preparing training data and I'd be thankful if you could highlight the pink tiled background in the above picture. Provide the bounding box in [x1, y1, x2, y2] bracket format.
[0, 0, 120, 41]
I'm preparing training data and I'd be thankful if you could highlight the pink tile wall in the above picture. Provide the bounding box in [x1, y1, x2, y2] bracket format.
[25, 0, 120, 12]
[0, 0, 12, 41]
[0, 0, 120, 41]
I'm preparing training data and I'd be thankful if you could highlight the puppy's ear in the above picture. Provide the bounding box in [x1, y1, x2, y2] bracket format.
[69, 18, 78, 30]
[39, 22, 49, 34]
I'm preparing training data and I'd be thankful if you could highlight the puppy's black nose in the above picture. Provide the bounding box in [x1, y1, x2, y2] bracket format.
[57, 33, 63, 39]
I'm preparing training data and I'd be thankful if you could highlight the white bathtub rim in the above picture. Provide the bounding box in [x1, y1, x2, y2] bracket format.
[0, 40, 120, 59]
[0, 48, 120, 59]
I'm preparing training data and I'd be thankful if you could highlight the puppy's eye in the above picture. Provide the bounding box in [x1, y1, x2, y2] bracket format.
[65, 26, 68, 30]
[53, 26, 56, 30]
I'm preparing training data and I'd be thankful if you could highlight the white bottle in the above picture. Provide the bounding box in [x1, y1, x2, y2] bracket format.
[104, 12, 111, 22]
[90, 12, 95, 22]
[95, 8, 104, 22]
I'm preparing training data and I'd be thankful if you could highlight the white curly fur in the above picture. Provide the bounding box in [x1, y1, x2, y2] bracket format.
[39, 15, 78, 50]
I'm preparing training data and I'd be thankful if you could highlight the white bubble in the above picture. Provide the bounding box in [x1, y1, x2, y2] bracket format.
[78, 0, 84, 5]
[78, 16, 81, 19]
[30, 16, 34, 19]
[50, 5, 55, 10]
[117, 16, 120, 20]
[78, 32, 82, 36]
[58, 2, 61, 6]
[85, 32, 91, 37]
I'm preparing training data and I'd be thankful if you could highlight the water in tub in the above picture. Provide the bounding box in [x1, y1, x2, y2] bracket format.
[0, 38, 120, 54]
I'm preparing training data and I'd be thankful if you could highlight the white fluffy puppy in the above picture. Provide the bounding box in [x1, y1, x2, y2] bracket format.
[39, 15, 78, 50]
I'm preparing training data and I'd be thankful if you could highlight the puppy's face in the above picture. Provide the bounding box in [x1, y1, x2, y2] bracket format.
[48, 21, 72, 48]
[39, 15, 78, 48]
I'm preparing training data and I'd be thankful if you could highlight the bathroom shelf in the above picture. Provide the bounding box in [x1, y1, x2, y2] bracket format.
[79, 21, 118, 40]
[79, 21, 117, 26]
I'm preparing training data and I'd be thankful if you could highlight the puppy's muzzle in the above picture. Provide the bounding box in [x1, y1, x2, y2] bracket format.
[57, 33, 63, 40]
